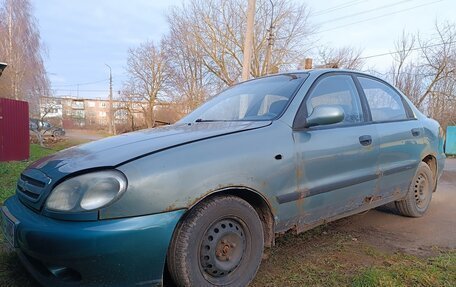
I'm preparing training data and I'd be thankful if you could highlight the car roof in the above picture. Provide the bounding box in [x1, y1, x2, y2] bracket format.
[281, 68, 373, 78]
[243, 69, 370, 84]
[239, 68, 389, 90]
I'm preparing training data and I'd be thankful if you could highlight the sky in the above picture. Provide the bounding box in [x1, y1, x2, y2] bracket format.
[32, 0, 455, 99]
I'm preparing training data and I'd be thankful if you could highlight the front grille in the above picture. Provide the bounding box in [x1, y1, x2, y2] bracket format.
[20, 174, 46, 188]
[16, 169, 51, 210]
[17, 184, 40, 199]
[17, 176, 45, 202]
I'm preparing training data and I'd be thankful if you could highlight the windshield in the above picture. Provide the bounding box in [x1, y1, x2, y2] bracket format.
[181, 74, 308, 122]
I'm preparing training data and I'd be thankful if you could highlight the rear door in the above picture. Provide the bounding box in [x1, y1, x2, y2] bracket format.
[356, 76, 424, 198]
[288, 73, 380, 225]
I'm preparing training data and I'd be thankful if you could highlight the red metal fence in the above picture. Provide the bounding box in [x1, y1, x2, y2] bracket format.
[0, 98, 30, 161]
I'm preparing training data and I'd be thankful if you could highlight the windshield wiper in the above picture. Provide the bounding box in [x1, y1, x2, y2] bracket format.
[195, 119, 220, 122]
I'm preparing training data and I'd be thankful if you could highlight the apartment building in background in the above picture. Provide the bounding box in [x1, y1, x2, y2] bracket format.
[40, 96, 180, 131]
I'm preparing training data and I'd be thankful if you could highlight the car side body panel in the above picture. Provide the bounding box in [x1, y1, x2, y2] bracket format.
[373, 120, 425, 199]
[400, 90, 446, 179]
[287, 124, 381, 232]
[104, 121, 295, 223]
[102, 70, 445, 235]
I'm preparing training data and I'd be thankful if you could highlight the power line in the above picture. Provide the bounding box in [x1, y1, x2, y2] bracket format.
[311, 0, 368, 17]
[377, 71, 438, 76]
[317, 0, 414, 25]
[52, 89, 109, 92]
[359, 39, 456, 60]
[319, 0, 443, 33]
[51, 78, 110, 87]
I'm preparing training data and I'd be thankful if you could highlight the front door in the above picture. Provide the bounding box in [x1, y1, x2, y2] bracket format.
[291, 74, 380, 227]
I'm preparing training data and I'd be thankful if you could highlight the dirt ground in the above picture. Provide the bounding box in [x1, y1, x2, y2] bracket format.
[330, 157, 456, 256]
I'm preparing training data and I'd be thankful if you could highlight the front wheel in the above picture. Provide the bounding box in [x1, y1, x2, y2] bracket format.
[395, 162, 434, 217]
[167, 195, 264, 287]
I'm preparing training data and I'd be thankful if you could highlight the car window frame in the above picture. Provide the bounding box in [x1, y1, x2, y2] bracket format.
[293, 72, 371, 131]
[354, 74, 416, 123]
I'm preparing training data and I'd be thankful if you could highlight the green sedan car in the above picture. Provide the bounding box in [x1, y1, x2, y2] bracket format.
[1, 69, 445, 286]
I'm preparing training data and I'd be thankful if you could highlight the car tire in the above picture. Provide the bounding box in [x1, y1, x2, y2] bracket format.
[167, 195, 264, 287]
[395, 162, 433, 218]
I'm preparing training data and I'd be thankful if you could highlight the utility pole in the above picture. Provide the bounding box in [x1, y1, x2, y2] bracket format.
[304, 58, 313, 69]
[264, 0, 275, 75]
[105, 64, 115, 135]
[241, 0, 256, 81]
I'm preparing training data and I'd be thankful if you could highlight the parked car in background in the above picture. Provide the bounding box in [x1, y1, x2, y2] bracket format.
[2, 69, 445, 286]
[29, 118, 65, 137]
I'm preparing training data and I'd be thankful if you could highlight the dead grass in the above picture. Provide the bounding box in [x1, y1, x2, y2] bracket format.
[252, 224, 455, 287]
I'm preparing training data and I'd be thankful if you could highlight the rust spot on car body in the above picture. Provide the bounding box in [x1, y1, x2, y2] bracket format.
[295, 188, 310, 214]
[296, 166, 303, 179]
[393, 187, 402, 196]
[164, 203, 179, 212]
[363, 195, 382, 203]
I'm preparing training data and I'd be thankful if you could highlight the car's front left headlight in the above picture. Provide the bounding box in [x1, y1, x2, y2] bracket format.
[45, 170, 127, 212]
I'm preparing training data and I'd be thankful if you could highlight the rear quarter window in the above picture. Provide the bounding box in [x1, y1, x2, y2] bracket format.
[358, 77, 408, 122]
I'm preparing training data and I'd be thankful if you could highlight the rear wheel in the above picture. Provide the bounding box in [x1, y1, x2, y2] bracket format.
[167, 195, 264, 287]
[395, 162, 433, 217]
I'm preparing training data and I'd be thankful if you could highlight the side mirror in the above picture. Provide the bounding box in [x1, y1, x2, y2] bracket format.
[305, 105, 345, 128]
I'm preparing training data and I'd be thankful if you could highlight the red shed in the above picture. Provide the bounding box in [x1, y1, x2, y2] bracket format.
[0, 98, 30, 161]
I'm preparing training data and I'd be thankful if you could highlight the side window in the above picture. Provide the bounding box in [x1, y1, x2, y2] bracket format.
[358, 77, 407, 122]
[306, 75, 364, 125]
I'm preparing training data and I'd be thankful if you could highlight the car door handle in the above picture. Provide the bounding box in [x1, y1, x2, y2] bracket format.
[359, 135, 372, 146]
[411, 128, 421, 137]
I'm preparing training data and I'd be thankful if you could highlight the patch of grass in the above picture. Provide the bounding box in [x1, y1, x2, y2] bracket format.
[352, 252, 456, 287]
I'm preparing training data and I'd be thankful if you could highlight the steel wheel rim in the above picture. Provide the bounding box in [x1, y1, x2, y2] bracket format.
[414, 172, 430, 211]
[200, 218, 246, 280]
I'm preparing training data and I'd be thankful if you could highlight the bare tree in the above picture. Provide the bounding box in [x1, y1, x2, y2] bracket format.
[164, 15, 212, 113]
[39, 96, 60, 122]
[389, 22, 456, 129]
[416, 22, 456, 108]
[116, 92, 140, 131]
[124, 41, 169, 128]
[390, 31, 416, 85]
[388, 32, 425, 105]
[0, 0, 50, 112]
[317, 46, 364, 69]
[167, 0, 314, 86]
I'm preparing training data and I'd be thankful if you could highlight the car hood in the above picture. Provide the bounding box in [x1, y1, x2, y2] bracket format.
[28, 121, 271, 178]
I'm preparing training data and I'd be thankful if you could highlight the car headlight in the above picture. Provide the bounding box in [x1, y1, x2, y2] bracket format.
[45, 170, 127, 212]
